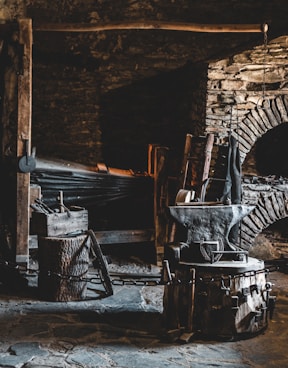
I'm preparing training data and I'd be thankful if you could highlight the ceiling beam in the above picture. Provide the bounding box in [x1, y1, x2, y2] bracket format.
[33, 21, 268, 34]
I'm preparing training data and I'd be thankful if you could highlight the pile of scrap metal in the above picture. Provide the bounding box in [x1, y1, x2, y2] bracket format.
[30, 157, 154, 209]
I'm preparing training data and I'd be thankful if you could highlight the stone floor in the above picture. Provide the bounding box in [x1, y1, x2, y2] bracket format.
[0, 258, 287, 368]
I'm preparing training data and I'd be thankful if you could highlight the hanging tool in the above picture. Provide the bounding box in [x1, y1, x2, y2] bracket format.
[18, 139, 36, 173]
[57, 191, 71, 217]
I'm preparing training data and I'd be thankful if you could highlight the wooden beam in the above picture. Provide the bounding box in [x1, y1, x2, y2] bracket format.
[16, 18, 32, 265]
[29, 229, 155, 249]
[154, 146, 170, 266]
[93, 229, 155, 245]
[33, 21, 268, 34]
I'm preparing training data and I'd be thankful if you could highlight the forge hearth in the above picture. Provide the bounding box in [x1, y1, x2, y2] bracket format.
[163, 201, 276, 341]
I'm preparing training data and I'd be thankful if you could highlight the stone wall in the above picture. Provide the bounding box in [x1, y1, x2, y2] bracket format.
[206, 35, 288, 164]
[0, 0, 24, 20]
[241, 178, 288, 251]
[205, 35, 288, 253]
[32, 59, 102, 165]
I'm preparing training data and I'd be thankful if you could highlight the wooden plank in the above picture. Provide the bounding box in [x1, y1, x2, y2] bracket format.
[201, 133, 214, 184]
[28, 229, 155, 250]
[94, 229, 155, 245]
[30, 209, 89, 237]
[16, 18, 32, 265]
[200, 133, 214, 201]
[29, 185, 41, 217]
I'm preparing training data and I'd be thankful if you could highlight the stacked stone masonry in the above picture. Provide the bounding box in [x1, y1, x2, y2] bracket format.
[206, 35, 288, 161]
[206, 36, 288, 251]
[241, 180, 288, 249]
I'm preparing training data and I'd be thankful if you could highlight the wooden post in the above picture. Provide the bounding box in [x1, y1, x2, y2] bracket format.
[147, 143, 159, 176]
[16, 19, 32, 264]
[154, 146, 169, 266]
[187, 268, 196, 332]
[169, 133, 193, 243]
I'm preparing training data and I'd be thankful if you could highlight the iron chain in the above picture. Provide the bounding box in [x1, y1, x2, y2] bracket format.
[1, 258, 277, 288]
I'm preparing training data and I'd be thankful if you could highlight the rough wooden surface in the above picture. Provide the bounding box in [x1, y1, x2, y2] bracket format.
[30, 209, 88, 237]
[34, 21, 265, 33]
[38, 234, 90, 301]
[16, 18, 33, 265]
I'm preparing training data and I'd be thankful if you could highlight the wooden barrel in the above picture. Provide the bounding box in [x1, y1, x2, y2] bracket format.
[38, 234, 90, 301]
[163, 258, 271, 340]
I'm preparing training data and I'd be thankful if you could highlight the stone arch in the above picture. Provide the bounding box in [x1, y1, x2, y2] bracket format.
[240, 190, 288, 250]
[235, 95, 288, 164]
[235, 94, 288, 250]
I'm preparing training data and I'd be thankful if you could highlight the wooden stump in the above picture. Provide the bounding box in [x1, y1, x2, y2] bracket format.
[38, 234, 90, 301]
